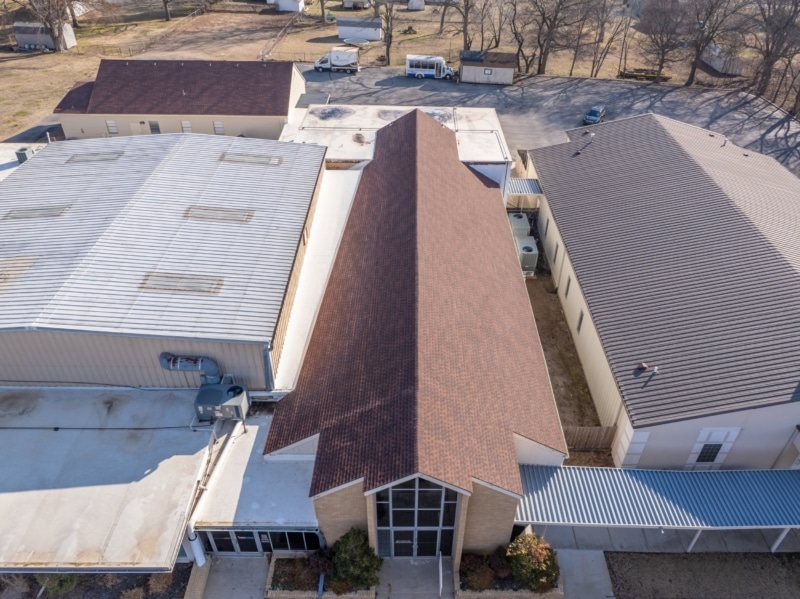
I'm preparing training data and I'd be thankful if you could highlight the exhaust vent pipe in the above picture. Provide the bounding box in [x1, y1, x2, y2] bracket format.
[159, 352, 222, 385]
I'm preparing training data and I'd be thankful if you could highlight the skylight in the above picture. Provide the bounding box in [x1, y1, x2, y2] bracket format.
[184, 205, 254, 223]
[67, 151, 125, 163]
[220, 152, 283, 166]
[141, 273, 223, 294]
[3, 206, 71, 220]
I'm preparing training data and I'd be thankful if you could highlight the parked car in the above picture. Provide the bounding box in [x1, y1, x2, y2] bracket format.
[583, 105, 606, 125]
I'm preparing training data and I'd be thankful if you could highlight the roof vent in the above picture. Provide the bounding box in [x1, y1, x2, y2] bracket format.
[141, 273, 223, 294]
[67, 151, 124, 163]
[220, 152, 283, 166]
[637, 362, 648, 370]
[4, 205, 70, 220]
[184, 205, 254, 223]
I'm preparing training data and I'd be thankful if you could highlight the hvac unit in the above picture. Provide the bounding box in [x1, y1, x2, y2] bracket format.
[508, 212, 530, 237]
[194, 383, 250, 423]
[516, 236, 539, 272]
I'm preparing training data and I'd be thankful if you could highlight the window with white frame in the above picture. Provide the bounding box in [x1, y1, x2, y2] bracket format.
[484, 68, 493, 75]
[149, 121, 161, 134]
[686, 427, 740, 470]
[213, 121, 225, 135]
[577, 310, 584, 333]
[105, 120, 118, 135]
[181, 120, 192, 133]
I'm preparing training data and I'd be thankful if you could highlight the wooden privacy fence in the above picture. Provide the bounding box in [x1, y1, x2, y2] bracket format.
[563, 426, 617, 451]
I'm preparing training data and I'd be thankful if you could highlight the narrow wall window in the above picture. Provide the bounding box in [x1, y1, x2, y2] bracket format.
[544, 217, 550, 239]
[149, 121, 161, 134]
[105, 120, 118, 135]
[564, 276, 571, 298]
[577, 310, 584, 333]
[181, 120, 192, 134]
[213, 121, 225, 135]
[484, 68, 493, 75]
[553, 243, 559, 265]
[696, 444, 723, 463]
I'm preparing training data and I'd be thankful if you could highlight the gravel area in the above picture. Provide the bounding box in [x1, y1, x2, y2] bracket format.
[606, 552, 800, 599]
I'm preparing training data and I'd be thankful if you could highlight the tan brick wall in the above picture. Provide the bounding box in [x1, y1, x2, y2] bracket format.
[461, 481, 519, 554]
[452, 494, 470, 571]
[314, 481, 369, 546]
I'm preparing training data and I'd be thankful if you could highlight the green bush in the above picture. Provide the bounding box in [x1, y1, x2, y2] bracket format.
[506, 534, 559, 592]
[330, 528, 383, 593]
[33, 574, 78, 595]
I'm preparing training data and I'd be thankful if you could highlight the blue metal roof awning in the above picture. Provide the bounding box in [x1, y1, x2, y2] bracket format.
[507, 178, 542, 195]
[518, 466, 800, 530]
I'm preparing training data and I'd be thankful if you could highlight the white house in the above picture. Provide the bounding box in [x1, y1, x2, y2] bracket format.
[336, 17, 382, 41]
[530, 114, 800, 472]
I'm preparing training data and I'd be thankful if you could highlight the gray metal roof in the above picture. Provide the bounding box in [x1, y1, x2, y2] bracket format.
[530, 114, 800, 427]
[507, 177, 542, 195]
[336, 17, 381, 28]
[518, 465, 800, 529]
[0, 134, 325, 343]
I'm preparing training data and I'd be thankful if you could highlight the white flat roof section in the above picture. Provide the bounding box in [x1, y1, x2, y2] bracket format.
[288, 105, 512, 164]
[192, 415, 317, 529]
[0, 134, 326, 343]
[274, 168, 362, 391]
[0, 144, 45, 182]
[0, 387, 211, 571]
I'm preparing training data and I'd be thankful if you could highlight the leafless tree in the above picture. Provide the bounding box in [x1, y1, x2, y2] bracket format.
[749, 0, 800, 96]
[446, 0, 478, 50]
[507, 0, 538, 72]
[378, 0, 396, 65]
[318, 0, 328, 23]
[471, 0, 507, 50]
[683, 0, 749, 86]
[637, 0, 690, 81]
[587, 0, 629, 77]
[566, 1, 592, 76]
[15, 0, 69, 50]
[528, 0, 586, 75]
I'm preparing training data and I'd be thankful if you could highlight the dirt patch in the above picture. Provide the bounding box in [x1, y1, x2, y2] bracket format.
[526, 276, 597, 427]
[0, 565, 192, 599]
[606, 552, 800, 599]
[562, 450, 614, 467]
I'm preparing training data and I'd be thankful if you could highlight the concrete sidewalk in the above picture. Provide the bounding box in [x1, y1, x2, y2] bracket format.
[534, 525, 800, 553]
[557, 550, 615, 599]
[376, 557, 454, 599]
[202, 556, 269, 599]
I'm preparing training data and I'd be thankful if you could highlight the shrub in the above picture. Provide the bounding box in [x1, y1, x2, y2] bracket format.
[488, 546, 512, 579]
[330, 528, 383, 591]
[506, 534, 559, 592]
[147, 572, 173, 594]
[33, 574, 78, 595]
[460, 553, 485, 574]
[464, 562, 495, 592]
[272, 558, 318, 591]
[330, 578, 354, 595]
[309, 547, 333, 576]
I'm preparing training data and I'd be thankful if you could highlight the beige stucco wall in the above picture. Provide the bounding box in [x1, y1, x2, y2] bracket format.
[314, 481, 369, 547]
[461, 481, 519, 554]
[460, 65, 514, 85]
[0, 330, 267, 388]
[538, 196, 625, 430]
[59, 113, 287, 141]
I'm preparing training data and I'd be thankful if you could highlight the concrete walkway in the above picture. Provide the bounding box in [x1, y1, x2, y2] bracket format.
[202, 556, 269, 599]
[534, 524, 800, 553]
[557, 550, 615, 599]
[376, 557, 454, 599]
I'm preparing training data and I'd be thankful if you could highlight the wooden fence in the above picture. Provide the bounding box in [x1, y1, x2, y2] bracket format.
[563, 426, 617, 451]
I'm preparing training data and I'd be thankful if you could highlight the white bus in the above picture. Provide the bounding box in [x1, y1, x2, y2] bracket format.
[405, 55, 455, 80]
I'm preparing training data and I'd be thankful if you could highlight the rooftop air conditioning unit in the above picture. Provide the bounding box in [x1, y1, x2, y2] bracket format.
[194, 383, 250, 423]
[516, 236, 539, 272]
[508, 212, 530, 237]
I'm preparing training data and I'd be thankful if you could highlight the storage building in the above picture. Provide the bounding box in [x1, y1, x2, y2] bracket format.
[459, 51, 516, 85]
[12, 21, 76, 51]
[336, 17, 382, 41]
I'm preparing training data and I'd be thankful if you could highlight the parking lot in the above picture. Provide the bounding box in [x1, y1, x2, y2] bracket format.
[301, 66, 800, 177]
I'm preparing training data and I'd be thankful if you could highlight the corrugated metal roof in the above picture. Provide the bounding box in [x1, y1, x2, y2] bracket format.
[507, 178, 542, 195]
[518, 465, 800, 529]
[0, 134, 325, 343]
[530, 114, 800, 427]
[336, 17, 381, 28]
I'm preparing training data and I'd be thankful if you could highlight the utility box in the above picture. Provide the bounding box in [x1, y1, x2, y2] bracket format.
[508, 212, 530, 237]
[516, 236, 539, 273]
[194, 383, 249, 423]
[15, 147, 34, 164]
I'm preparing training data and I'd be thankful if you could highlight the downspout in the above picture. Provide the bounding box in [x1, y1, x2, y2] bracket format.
[263, 343, 275, 391]
[159, 352, 222, 385]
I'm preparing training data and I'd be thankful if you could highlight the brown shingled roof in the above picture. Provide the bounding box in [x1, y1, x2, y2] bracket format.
[54, 81, 94, 114]
[54, 59, 295, 116]
[265, 110, 565, 497]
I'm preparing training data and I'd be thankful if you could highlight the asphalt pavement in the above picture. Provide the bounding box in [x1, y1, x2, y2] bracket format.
[300, 66, 800, 177]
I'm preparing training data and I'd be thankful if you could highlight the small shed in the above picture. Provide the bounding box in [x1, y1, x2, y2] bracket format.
[266, 0, 304, 12]
[407, 0, 425, 10]
[701, 42, 744, 76]
[12, 21, 76, 51]
[459, 51, 516, 85]
[337, 17, 383, 41]
[341, 0, 372, 8]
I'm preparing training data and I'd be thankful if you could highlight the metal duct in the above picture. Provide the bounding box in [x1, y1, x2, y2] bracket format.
[159, 352, 222, 385]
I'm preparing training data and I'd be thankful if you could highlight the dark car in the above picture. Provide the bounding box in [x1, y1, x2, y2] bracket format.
[583, 105, 606, 125]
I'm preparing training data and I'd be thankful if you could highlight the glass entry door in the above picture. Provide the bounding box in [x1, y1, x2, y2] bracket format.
[376, 478, 459, 558]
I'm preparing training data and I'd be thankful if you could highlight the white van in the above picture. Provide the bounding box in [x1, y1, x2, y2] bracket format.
[405, 55, 455, 80]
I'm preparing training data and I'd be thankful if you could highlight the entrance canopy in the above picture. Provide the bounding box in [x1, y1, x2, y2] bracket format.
[518, 466, 800, 530]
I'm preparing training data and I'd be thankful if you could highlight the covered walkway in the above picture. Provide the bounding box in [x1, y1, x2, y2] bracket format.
[518, 466, 800, 553]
